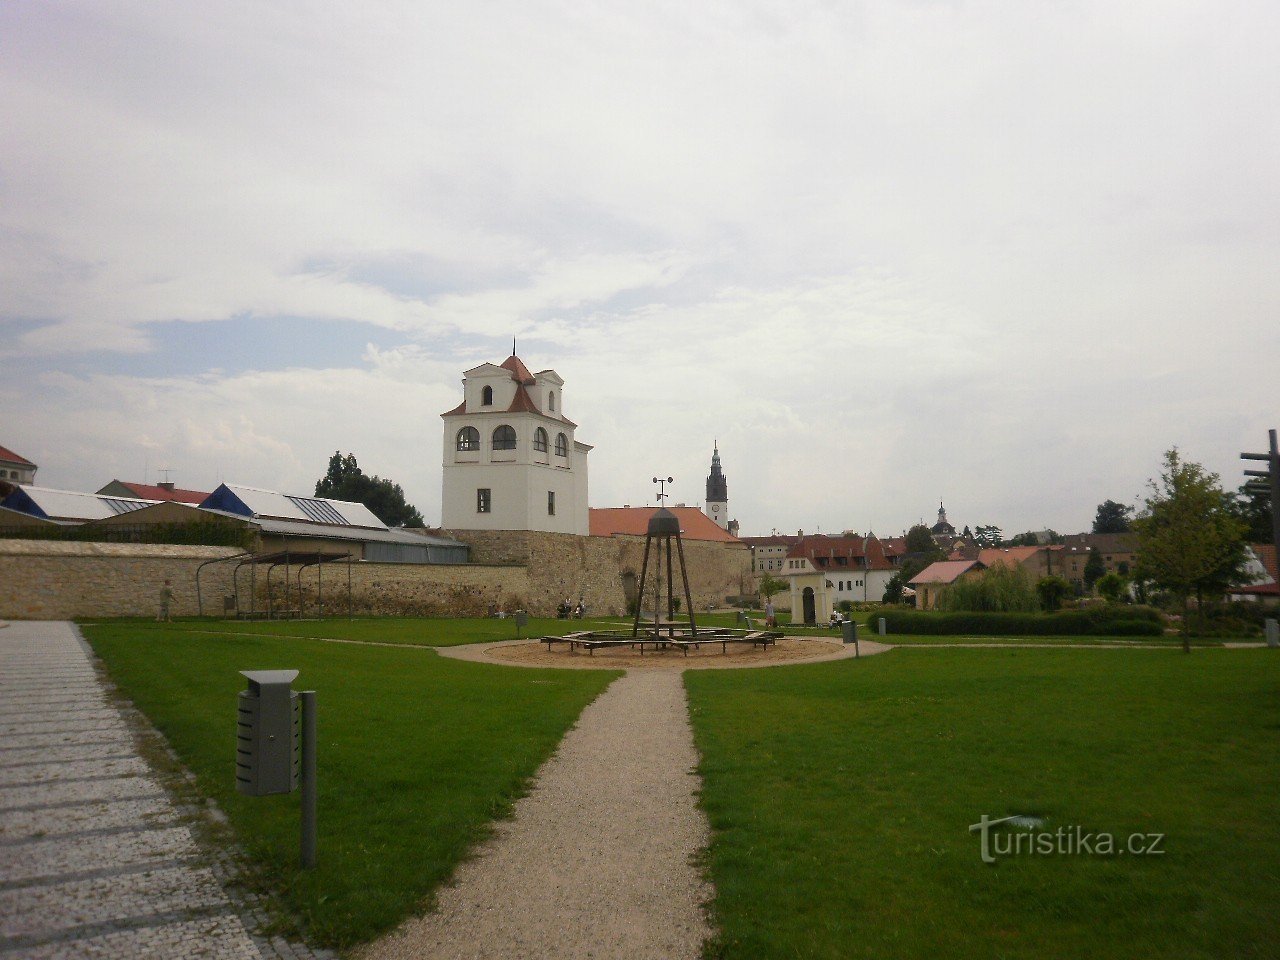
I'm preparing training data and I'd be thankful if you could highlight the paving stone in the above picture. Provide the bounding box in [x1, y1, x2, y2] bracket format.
[0, 755, 151, 786]
[0, 743, 137, 765]
[0, 795, 178, 840]
[0, 824, 199, 884]
[0, 774, 163, 810]
[0, 865, 229, 939]
[20, 913, 262, 960]
[0, 729, 132, 750]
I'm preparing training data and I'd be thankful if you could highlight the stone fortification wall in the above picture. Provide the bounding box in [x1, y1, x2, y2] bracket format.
[0, 531, 750, 621]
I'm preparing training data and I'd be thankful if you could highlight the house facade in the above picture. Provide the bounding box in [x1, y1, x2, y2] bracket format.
[440, 353, 591, 535]
[782, 534, 901, 624]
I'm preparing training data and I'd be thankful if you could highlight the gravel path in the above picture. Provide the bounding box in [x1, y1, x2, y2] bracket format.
[359, 670, 712, 960]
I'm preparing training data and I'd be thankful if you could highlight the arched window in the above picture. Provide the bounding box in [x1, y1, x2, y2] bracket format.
[493, 425, 517, 450]
[533, 427, 548, 452]
[481, 385, 493, 406]
[548, 390, 556, 412]
[554, 433, 568, 457]
[456, 427, 479, 451]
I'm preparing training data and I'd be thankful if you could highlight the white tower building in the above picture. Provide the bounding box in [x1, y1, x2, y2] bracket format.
[441, 353, 591, 534]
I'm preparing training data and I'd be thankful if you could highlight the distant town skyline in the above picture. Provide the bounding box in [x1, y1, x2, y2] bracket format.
[2, 2, 1275, 537]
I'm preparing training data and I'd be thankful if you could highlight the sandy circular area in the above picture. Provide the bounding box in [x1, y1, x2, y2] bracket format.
[483, 635, 853, 670]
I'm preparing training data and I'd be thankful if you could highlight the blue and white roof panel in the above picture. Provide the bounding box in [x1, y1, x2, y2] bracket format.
[0, 486, 157, 522]
[200, 483, 387, 529]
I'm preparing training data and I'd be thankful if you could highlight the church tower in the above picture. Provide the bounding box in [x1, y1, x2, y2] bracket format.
[705, 443, 730, 531]
[440, 351, 591, 534]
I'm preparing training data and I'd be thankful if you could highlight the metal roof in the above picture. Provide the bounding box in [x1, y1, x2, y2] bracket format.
[198, 508, 465, 548]
[202, 483, 386, 529]
[0, 485, 157, 522]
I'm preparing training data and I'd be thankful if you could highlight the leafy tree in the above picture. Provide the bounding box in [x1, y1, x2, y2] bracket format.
[314, 452, 425, 528]
[1096, 572, 1128, 603]
[1004, 529, 1063, 547]
[1083, 547, 1107, 592]
[1229, 482, 1274, 544]
[1132, 448, 1249, 651]
[757, 575, 787, 602]
[904, 524, 943, 563]
[1092, 499, 1134, 534]
[973, 524, 1003, 548]
[961, 525, 973, 540]
[938, 563, 1039, 613]
[1036, 575, 1071, 612]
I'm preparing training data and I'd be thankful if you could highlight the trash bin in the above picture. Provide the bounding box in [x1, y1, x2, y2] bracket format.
[236, 670, 299, 796]
[841, 621, 859, 645]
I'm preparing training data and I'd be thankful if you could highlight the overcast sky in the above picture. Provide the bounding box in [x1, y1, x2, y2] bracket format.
[2, 1, 1276, 537]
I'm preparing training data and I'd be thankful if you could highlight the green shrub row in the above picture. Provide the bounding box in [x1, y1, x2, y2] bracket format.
[875, 606, 1164, 636]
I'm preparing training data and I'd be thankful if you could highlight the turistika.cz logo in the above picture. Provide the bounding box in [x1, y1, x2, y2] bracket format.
[969, 815, 1166, 864]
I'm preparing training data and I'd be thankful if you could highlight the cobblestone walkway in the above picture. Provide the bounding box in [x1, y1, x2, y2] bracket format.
[0, 621, 323, 960]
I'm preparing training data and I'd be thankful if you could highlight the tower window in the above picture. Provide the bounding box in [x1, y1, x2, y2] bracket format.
[555, 433, 568, 457]
[548, 390, 556, 412]
[456, 427, 479, 451]
[477, 488, 491, 513]
[481, 385, 493, 406]
[492, 425, 516, 450]
[533, 427, 548, 452]
[548, 491, 556, 515]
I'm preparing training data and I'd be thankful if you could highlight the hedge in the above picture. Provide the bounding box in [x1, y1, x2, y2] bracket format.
[875, 606, 1164, 637]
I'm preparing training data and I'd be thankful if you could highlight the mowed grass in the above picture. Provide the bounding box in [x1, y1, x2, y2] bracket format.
[83, 623, 618, 950]
[82, 615, 626, 647]
[686, 648, 1280, 959]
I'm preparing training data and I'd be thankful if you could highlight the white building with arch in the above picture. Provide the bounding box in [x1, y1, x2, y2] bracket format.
[440, 353, 591, 534]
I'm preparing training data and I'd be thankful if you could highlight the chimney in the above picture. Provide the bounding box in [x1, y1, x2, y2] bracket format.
[159, 481, 175, 491]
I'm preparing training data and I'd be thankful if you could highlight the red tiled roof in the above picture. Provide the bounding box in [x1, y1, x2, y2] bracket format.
[0, 445, 34, 467]
[589, 506, 741, 543]
[977, 546, 1043, 568]
[500, 354, 536, 384]
[114, 482, 210, 504]
[785, 534, 896, 571]
[909, 560, 985, 586]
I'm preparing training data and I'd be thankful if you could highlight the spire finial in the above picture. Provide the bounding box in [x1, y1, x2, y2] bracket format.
[512, 336, 517, 356]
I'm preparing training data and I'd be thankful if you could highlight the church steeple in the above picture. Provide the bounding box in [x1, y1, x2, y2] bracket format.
[705, 442, 729, 530]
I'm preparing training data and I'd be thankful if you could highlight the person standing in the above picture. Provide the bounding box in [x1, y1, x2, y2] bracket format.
[157, 579, 174, 622]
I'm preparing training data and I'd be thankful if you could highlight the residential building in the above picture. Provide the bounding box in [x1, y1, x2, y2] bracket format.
[1228, 545, 1278, 602]
[782, 534, 902, 624]
[740, 534, 800, 575]
[97, 480, 211, 505]
[1059, 533, 1138, 593]
[440, 353, 591, 535]
[0, 445, 37, 485]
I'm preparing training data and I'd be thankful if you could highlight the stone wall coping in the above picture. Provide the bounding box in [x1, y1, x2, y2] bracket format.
[0, 539, 244, 560]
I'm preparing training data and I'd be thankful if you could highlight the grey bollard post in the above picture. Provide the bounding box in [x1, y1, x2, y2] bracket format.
[841, 620, 860, 657]
[1266, 619, 1279, 649]
[878, 617, 887, 636]
[300, 690, 317, 869]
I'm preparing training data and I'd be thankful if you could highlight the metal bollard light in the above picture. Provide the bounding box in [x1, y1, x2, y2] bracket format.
[1266, 618, 1279, 649]
[841, 620, 860, 657]
[878, 617, 887, 636]
[236, 670, 318, 868]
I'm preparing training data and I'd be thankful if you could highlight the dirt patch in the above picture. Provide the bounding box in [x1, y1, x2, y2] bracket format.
[483, 635, 853, 670]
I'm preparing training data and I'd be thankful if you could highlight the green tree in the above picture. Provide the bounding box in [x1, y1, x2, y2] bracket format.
[1083, 547, 1106, 592]
[1095, 571, 1127, 603]
[1092, 499, 1134, 534]
[1133, 448, 1248, 651]
[1229, 482, 1274, 544]
[757, 575, 787, 602]
[1036, 575, 1071, 612]
[905, 524, 942, 559]
[314, 452, 426, 528]
[973, 524, 1003, 547]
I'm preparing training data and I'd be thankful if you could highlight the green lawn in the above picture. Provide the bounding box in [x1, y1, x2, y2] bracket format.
[686, 648, 1280, 959]
[81, 615, 627, 647]
[83, 623, 618, 950]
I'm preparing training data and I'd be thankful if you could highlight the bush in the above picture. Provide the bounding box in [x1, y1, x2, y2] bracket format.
[879, 606, 1164, 637]
[1036, 575, 1071, 612]
[938, 563, 1039, 613]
